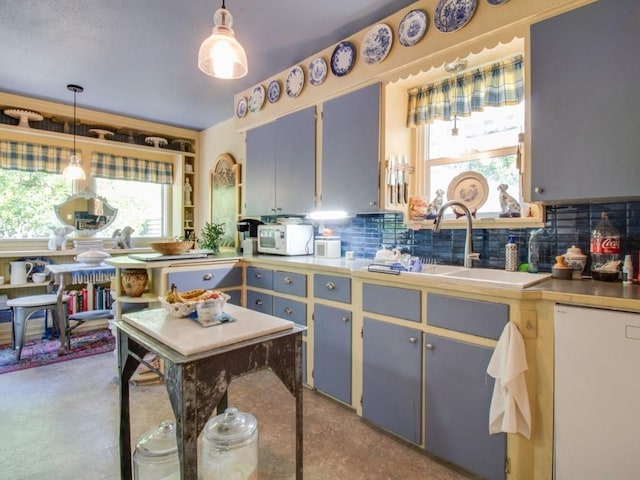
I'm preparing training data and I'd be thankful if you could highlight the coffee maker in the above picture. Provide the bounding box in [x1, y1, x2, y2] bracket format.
[236, 219, 263, 256]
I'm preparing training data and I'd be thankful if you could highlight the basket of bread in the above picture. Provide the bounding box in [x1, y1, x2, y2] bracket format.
[159, 283, 230, 318]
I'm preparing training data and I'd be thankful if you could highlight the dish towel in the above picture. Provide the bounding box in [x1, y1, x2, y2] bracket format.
[487, 322, 531, 439]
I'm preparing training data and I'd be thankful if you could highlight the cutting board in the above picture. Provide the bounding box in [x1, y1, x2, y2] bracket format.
[121, 304, 294, 356]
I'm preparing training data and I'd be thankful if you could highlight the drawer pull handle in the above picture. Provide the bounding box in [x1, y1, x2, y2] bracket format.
[325, 282, 336, 290]
[284, 276, 293, 284]
[342, 316, 349, 322]
[203, 273, 213, 281]
[284, 307, 293, 315]
[409, 337, 418, 344]
[255, 299, 263, 306]
[425, 343, 434, 350]
[255, 273, 263, 279]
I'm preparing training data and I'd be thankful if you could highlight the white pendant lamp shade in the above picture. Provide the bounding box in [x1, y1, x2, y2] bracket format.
[198, 4, 248, 80]
[63, 84, 86, 180]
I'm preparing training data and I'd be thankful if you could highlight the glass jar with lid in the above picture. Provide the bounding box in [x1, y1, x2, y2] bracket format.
[133, 420, 180, 480]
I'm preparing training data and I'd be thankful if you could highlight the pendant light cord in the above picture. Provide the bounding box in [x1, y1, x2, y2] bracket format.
[73, 89, 77, 155]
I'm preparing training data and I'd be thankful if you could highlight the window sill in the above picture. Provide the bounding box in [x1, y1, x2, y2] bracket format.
[407, 215, 545, 230]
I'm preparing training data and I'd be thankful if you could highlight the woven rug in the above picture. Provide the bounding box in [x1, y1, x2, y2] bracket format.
[0, 329, 115, 375]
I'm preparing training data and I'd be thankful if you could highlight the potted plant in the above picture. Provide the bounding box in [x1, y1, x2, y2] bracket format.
[198, 222, 226, 253]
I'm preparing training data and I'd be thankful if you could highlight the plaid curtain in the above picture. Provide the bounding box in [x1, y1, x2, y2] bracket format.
[406, 55, 524, 127]
[0, 140, 72, 173]
[91, 152, 173, 184]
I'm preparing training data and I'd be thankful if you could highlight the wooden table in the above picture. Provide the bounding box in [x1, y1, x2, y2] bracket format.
[115, 308, 305, 480]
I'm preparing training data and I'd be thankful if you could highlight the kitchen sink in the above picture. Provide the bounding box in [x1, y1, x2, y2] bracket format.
[411, 264, 467, 275]
[441, 268, 552, 288]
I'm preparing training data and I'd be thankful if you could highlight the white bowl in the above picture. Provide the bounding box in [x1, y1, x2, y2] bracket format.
[74, 250, 111, 265]
[32, 273, 48, 283]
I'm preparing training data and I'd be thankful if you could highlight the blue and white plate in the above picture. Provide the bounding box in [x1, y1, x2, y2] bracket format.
[248, 85, 265, 113]
[308, 57, 327, 86]
[434, 0, 477, 34]
[487, 0, 509, 5]
[362, 24, 393, 65]
[398, 9, 429, 47]
[285, 65, 305, 98]
[235, 97, 247, 118]
[330, 41, 356, 77]
[267, 80, 281, 103]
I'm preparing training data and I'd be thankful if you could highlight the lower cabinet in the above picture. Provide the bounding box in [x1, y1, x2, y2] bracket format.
[246, 290, 273, 315]
[313, 303, 352, 404]
[362, 317, 422, 444]
[425, 333, 506, 480]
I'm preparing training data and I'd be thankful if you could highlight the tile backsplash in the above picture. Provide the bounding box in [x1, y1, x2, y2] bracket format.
[323, 201, 640, 274]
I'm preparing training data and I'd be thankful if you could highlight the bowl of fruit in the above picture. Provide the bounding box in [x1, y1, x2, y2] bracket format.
[159, 284, 206, 317]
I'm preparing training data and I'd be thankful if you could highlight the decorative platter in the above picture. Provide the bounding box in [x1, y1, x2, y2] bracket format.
[3, 108, 44, 128]
[144, 136, 168, 148]
[434, 0, 478, 34]
[267, 80, 281, 103]
[446, 171, 489, 213]
[362, 24, 393, 65]
[248, 84, 266, 113]
[330, 41, 356, 77]
[487, 0, 509, 4]
[309, 57, 328, 86]
[285, 65, 305, 98]
[398, 9, 429, 47]
[236, 97, 248, 118]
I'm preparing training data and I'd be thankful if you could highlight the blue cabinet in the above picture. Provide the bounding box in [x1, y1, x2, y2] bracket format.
[321, 83, 380, 213]
[245, 107, 316, 215]
[362, 318, 422, 444]
[312, 303, 352, 404]
[530, 0, 640, 202]
[425, 333, 506, 480]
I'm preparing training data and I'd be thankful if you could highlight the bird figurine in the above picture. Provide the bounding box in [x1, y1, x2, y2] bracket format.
[425, 189, 445, 219]
[498, 184, 521, 217]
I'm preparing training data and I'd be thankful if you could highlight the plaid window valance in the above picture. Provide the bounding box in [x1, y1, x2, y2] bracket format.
[90, 152, 173, 184]
[406, 55, 524, 127]
[0, 140, 72, 174]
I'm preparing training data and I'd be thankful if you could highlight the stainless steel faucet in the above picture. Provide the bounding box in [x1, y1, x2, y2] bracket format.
[432, 200, 479, 268]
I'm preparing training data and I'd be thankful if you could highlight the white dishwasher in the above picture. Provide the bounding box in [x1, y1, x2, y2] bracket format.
[554, 304, 640, 480]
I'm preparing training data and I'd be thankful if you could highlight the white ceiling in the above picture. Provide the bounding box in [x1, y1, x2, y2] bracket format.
[0, 0, 418, 131]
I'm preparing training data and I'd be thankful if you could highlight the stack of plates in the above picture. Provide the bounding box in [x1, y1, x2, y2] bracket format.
[73, 239, 105, 250]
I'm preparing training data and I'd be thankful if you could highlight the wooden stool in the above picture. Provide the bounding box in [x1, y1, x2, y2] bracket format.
[8, 293, 69, 360]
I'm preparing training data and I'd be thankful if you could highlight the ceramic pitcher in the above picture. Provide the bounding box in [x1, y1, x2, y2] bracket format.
[10, 261, 34, 285]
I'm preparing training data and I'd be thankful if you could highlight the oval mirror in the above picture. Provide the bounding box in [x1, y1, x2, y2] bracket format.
[54, 192, 118, 236]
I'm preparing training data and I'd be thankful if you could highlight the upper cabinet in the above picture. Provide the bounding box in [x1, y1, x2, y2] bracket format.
[530, 0, 640, 203]
[320, 83, 381, 213]
[245, 107, 316, 216]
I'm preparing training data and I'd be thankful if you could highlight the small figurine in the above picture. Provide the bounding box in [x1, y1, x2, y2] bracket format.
[425, 189, 445, 219]
[498, 184, 521, 218]
[112, 226, 135, 249]
[184, 177, 193, 206]
[48, 226, 75, 251]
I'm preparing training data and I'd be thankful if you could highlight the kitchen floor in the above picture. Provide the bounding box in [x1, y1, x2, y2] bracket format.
[0, 351, 474, 480]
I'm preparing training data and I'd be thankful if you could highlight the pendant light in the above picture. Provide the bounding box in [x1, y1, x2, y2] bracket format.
[62, 84, 86, 180]
[198, 0, 248, 79]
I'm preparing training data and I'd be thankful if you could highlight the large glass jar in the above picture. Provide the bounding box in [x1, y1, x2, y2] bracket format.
[133, 420, 180, 480]
[200, 407, 258, 480]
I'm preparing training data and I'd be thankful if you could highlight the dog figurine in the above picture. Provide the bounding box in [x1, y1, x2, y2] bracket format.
[48, 226, 75, 251]
[498, 184, 521, 217]
[425, 189, 445, 219]
[112, 226, 134, 249]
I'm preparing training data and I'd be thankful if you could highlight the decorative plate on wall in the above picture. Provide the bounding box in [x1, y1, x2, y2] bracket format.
[446, 171, 488, 213]
[487, 0, 509, 5]
[398, 9, 429, 47]
[267, 80, 281, 103]
[434, 0, 478, 34]
[236, 97, 248, 118]
[330, 41, 356, 77]
[362, 24, 393, 65]
[309, 57, 328, 86]
[248, 85, 265, 113]
[285, 65, 305, 98]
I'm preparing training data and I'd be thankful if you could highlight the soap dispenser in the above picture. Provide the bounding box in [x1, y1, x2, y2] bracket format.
[505, 235, 518, 272]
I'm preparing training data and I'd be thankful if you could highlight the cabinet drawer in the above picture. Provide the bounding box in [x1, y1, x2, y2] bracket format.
[273, 271, 306, 297]
[167, 265, 241, 291]
[274, 296, 307, 327]
[246, 266, 273, 289]
[363, 283, 421, 322]
[313, 274, 351, 304]
[427, 293, 508, 340]
[226, 289, 242, 306]
[246, 290, 273, 315]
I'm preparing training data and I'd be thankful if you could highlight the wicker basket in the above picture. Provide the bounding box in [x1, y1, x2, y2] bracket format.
[150, 241, 194, 255]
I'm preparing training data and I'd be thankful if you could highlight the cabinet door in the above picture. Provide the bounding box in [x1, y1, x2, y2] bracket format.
[246, 120, 277, 215]
[313, 303, 352, 404]
[530, 0, 640, 202]
[425, 333, 506, 480]
[246, 290, 273, 315]
[362, 317, 422, 444]
[322, 83, 380, 212]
